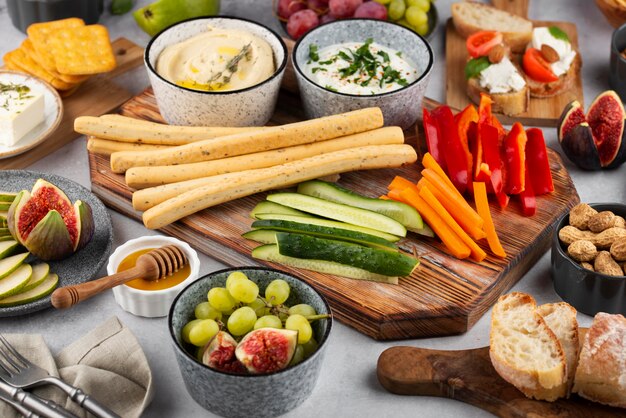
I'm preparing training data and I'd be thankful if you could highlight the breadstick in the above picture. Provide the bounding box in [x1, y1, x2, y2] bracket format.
[141, 144, 417, 229]
[87, 137, 172, 155]
[110, 107, 385, 173]
[125, 126, 403, 189]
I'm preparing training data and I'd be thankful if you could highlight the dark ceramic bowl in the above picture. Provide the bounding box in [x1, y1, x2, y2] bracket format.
[552, 203, 626, 315]
[169, 267, 332, 418]
[7, 0, 103, 33]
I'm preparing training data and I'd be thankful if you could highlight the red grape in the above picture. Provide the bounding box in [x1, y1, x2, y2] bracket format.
[277, 0, 307, 20]
[354, 1, 388, 19]
[328, 0, 363, 18]
[308, 0, 329, 13]
[287, 9, 320, 39]
[319, 13, 337, 24]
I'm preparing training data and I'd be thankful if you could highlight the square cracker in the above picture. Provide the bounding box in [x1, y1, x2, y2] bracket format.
[3, 48, 78, 91]
[46, 25, 116, 75]
[27, 18, 85, 72]
[20, 39, 89, 84]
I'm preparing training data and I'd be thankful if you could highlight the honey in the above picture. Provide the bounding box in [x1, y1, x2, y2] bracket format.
[117, 248, 190, 291]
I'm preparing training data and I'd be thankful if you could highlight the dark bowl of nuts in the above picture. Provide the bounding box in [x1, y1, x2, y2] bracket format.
[552, 202, 626, 316]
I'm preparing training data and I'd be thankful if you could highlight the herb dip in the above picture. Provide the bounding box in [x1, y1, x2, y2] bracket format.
[303, 39, 419, 95]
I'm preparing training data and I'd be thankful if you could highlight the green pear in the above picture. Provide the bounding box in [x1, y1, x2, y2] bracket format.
[0, 192, 16, 202]
[0, 240, 19, 259]
[0, 273, 58, 307]
[22, 263, 50, 292]
[0, 253, 29, 279]
[0, 264, 32, 298]
[134, 0, 221, 37]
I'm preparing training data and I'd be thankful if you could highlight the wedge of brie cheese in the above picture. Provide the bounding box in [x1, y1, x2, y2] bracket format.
[0, 82, 44, 147]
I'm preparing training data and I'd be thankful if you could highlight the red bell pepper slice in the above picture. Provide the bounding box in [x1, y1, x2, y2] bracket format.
[490, 115, 507, 145]
[525, 128, 554, 195]
[503, 122, 527, 195]
[478, 93, 493, 125]
[518, 163, 536, 216]
[479, 122, 509, 208]
[422, 108, 447, 172]
[431, 106, 469, 194]
[456, 104, 478, 181]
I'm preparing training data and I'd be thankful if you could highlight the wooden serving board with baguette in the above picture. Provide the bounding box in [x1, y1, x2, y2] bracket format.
[376, 331, 626, 418]
[87, 83, 580, 340]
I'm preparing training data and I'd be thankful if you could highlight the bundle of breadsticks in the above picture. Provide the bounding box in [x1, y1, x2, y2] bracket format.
[75, 108, 417, 229]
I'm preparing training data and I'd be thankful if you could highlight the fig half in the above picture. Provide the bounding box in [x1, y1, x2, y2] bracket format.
[235, 328, 297, 374]
[558, 91, 626, 170]
[202, 331, 247, 374]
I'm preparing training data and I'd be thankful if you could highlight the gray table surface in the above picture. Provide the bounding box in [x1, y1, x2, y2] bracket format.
[0, 0, 623, 417]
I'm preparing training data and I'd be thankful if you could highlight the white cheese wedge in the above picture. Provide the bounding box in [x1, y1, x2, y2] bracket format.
[478, 57, 526, 94]
[0, 84, 44, 147]
[530, 27, 577, 77]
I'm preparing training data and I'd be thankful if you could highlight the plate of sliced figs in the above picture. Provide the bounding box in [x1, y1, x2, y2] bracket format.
[0, 170, 113, 316]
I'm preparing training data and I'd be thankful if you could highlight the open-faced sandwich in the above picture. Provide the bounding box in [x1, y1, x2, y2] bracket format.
[464, 30, 529, 116]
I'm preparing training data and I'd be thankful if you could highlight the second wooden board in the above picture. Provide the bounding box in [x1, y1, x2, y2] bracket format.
[445, 19, 583, 126]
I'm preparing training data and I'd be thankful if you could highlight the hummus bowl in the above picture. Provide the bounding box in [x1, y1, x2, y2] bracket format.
[145, 16, 288, 126]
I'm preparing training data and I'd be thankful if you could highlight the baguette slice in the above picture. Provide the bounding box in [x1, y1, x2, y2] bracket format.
[526, 53, 581, 98]
[573, 312, 626, 408]
[537, 302, 579, 397]
[489, 292, 567, 401]
[451, 2, 532, 52]
[467, 77, 529, 116]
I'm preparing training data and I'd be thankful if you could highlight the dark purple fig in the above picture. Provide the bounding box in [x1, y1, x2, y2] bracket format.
[558, 100, 586, 142]
[587, 91, 626, 168]
[560, 124, 602, 171]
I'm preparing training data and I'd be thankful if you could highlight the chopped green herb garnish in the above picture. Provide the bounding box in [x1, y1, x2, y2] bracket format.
[311, 67, 327, 73]
[396, 51, 402, 57]
[0, 82, 32, 110]
[309, 44, 319, 63]
[377, 50, 390, 63]
[325, 85, 338, 92]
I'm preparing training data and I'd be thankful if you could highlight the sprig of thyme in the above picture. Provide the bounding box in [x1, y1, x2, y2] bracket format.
[204, 43, 253, 90]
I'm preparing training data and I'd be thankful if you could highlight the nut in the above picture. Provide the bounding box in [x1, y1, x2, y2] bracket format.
[569, 203, 598, 230]
[488, 44, 505, 64]
[593, 227, 626, 249]
[594, 251, 624, 276]
[610, 236, 626, 261]
[567, 240, 597, 262]
[541, 44, 559, 63]
[614, 216, 626, 229]
[588, 211, 616, 233]
[580, 262, 594, 272]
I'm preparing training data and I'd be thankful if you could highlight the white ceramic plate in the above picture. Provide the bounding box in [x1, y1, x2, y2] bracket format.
[0, 70, 63, 160]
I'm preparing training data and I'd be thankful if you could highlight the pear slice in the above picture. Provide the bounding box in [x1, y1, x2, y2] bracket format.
[0, 253, 29, 280]
[0, 228, 10, 236]
[0, 241, 18, 259]
[22, 263, 49, 292]
[0, 264, 31, 298]
[0, 273, 57, 307]
[0, 203, 10, 211]
[0, 236, 14, 242]
[0, 211, 7, 220]
[0, 192, 16, 203]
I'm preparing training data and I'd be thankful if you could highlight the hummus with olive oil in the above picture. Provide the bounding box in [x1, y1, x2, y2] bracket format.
[156, 27, 275, 92]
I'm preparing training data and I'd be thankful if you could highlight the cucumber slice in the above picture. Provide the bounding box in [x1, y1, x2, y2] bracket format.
[0, 253, 29, 280]
[276, 233, 419, 276]
[0, 240, 19, 259]
[251, 219, 397, 250]
[22, 263, 50, 292]
[255, 214, 400, 242]
[0, 273, 58, 307]
[297, 180, 424, 230]
[242, 229, 279, 244]
[250, 201, 308, 219]
[267, 193, 407, 237]
[0, 264, 32, 298]
[252, 244, 398, 284]
[414, 223, 435, 238]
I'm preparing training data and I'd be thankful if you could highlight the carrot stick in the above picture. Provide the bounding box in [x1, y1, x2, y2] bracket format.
[387, 188, 406, 202]
[419, 185, 486, 262]
[388, 175, 416, 191]
[422, 152, 462, 199]
[473, 181, 506, 258]
[420, 170, 486, 240]
[400, 187, 471, 259]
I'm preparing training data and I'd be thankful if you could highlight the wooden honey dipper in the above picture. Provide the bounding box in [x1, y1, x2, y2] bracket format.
[51, 245, 188, 309]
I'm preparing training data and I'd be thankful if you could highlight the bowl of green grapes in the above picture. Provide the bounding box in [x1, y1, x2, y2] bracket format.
[168, 267, 332, 417]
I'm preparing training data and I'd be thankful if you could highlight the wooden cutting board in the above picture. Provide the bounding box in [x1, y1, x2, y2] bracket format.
[87, 87, 579, 340]
[0, 38, 144, 169]
[445, 19, 584, 127]
[376, 337, 626, 417]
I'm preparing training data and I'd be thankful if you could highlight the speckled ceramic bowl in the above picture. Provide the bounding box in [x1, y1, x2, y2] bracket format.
[169, 267, 332, 418]
[292, 18, 434, 129]
[552, 203, 626, 315]
[145, 16, 288, 126]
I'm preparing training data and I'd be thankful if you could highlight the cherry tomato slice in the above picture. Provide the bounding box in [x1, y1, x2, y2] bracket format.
[466, 31, 503, 58]
[522, 48, 559, 82]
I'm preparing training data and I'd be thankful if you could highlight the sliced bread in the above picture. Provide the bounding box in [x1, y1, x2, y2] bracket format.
[537, 302, 579, 397]
[489, 292, 567, 401]
[451, 2, 533, 52]
[573, 312, 626, 408]
[526, 53, 581, 98]
[467, 77, 529, 116]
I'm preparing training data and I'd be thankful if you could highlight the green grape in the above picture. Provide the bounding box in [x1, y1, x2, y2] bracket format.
[182, 319, 203, 344]
[397, 19, 412, 29]
[405, 6, 428, 26]
[415, 22, 429, 36]
[228, 278, 259, 304]
[194, 301, 222, 320]
[289, 345, 305, 366]
[254, 314, 283, 330]
[247, 298, 268, 316]
[288, 303, 316, 317]
[265, 279, 290, 306]
[406, 0, 430, 12]
[208, 287, 237, 312]
[301, 337, 319, 358]
[225, 271, 248, 289]
[227, 306, 257, 336]
[388, 0, 406, 21]
[188, 319, 219, 347]
[285, 314, 313, 344]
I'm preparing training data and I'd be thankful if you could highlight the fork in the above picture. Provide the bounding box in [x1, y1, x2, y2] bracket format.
[0, 335, 120, 418]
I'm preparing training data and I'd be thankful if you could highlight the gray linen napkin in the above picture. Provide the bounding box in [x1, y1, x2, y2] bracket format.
[0, 317, 153, 418]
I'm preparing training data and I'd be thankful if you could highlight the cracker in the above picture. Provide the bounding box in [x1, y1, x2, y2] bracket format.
[27, 18, 85, 72]
[3, 48, 77, 91]
[20, 39, 89, 84]
[47, 25, 116, 75]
